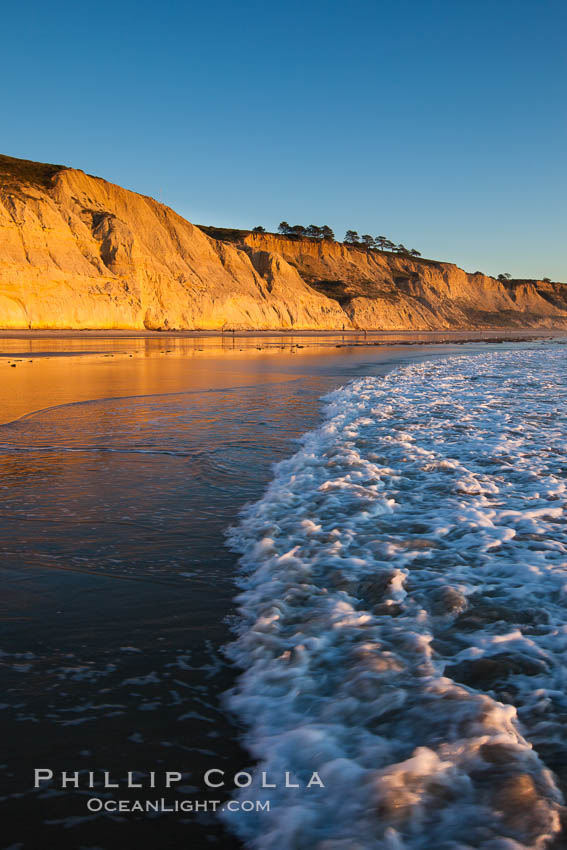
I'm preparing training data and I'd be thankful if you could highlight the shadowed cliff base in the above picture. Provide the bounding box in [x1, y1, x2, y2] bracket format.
[0, 153, 566, 331]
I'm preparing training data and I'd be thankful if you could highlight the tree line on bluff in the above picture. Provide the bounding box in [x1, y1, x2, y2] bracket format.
[250, 222, 422, 257]
[248, 224, 549, 281]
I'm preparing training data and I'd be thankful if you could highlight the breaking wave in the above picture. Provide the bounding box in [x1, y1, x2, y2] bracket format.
[224, 347, 567, 849]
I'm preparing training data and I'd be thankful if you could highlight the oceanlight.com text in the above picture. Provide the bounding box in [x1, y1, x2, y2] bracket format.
[86, 797, 271, 814]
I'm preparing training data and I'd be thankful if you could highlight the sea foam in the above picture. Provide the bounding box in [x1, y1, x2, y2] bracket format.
[224, 348, 567, 849]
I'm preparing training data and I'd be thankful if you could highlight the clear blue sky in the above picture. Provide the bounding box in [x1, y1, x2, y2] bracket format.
[2, 0, 565, 279]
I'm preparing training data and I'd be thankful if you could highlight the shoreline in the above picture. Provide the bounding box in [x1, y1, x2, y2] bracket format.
[0, 328, 564, 363]
[1, 333, 564, 427]
[1, 332, 565, 427]
[0, 327, 564, 340]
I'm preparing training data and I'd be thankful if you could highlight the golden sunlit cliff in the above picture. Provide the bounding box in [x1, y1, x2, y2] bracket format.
[1, 154, 566, 330]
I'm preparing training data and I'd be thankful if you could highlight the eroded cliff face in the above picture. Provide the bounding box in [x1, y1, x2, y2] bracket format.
[243, 233, 567, 330]
[0, 154, 565, 330]
[0, 159, 345, 330]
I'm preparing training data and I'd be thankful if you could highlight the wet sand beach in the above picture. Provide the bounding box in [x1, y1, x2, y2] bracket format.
[0, 328, 559, 425]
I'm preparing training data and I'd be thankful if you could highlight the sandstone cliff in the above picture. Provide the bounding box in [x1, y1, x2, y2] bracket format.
[242, 233, 567, 330]
[0, 155, 345, 330]
[0, 154, 565, 330]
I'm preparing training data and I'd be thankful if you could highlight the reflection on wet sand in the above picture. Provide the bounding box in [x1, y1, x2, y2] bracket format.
[0, 329, 561, 426]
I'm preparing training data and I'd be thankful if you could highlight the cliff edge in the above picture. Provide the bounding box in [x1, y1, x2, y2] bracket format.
[1, 154, 565, 330]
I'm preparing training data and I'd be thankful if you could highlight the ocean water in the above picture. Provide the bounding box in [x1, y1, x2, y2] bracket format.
[0, 337, 565, 849]
[225, 347, 567, 849]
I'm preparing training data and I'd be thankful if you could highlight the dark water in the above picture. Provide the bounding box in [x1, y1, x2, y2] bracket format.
[0, 338, 559, 849]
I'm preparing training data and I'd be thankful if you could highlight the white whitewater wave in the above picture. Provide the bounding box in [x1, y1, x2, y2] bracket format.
[224, 348, 567, 849]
